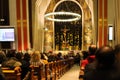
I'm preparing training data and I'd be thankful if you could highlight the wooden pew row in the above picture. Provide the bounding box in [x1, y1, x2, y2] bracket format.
[2, 58, 75, 80]
[32, 62, 56, 80]
[2, 67, 21, 80]
[31, 58, 74, 80]
[2, 66, 34, 80]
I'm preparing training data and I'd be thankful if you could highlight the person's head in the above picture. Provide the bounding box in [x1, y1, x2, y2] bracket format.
[0, 51, 6, 64]
[6, 49, 16, 58]
[31, 50, 41, 62]
[114, 44, 120, 61]
[16, 52, 23, 60]
[89, 44, 97, 55]
[82, 51, 89, 59]
[95, 45, 115, 68]
[58, 52, 62, 57]
[24, 52, 31, 61]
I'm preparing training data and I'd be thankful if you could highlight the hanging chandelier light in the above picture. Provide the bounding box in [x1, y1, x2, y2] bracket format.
[44, 1, 81, 22]
[44, 11, 81, 22]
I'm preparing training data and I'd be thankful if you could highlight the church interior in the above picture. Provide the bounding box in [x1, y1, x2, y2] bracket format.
[0, 0, 120, 80]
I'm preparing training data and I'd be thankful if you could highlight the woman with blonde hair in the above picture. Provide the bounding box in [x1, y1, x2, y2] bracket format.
[30, 50, 43, 67]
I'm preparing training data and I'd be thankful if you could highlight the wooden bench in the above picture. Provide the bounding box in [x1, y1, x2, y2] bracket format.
[30, 59, 75, 80]
[31, 64, 47, 80]
[2, 67, 21, 80]
[48, 62, 56, 80]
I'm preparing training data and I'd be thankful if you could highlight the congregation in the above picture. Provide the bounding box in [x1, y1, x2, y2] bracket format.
[0, 48, 80, 80]
[1, 44, 120, 80]
[80, 44, 120, 80]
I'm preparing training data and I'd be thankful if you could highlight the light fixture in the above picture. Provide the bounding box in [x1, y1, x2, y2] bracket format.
[44, 12, 81, 22]
[43, 27, 48, 31]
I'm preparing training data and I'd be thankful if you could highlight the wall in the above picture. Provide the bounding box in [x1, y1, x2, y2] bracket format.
[108, 0, 115, 25]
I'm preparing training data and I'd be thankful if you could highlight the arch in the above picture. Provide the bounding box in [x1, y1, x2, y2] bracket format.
[53, 0, 84, 14]
[40, 0, 95, 51]
[54, 1, 83, 50]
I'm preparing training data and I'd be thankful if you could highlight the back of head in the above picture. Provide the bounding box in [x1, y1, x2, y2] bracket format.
[82, 51, 89, 59]
[114, 44, 120, 54]
[95, 45, 115, 68]
[6, 50, 16, 58]
[89, 44, 97, 55]
[31, 50, 41, 62]
[24, 52, 31, 61]
[0, 51, 6, 64]
[114, 44, 120, 62]
[58, 52, 62, 57]
[16, 52, 23, 60]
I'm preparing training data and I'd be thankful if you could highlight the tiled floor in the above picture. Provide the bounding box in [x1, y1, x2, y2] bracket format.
[59, 64, 80, 80]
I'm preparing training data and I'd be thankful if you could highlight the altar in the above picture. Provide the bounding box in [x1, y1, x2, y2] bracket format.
[54, 50, 69, 55]
[55, 25, 82, 51]
[53, 50, 81, 56]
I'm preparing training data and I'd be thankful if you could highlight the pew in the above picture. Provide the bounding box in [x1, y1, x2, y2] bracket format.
[30, 58, 75, 80]
[48, 62, 56, 80]
[2, 67, 21, 80]
[55, 61, 60, 79]
[63, 59, 69, 73]
[31, 64, 46, 80]
[45, 63, 51, 80]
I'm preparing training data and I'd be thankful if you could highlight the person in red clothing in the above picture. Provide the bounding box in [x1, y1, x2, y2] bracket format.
[81, 45, 97, 69]
[79, 44, 97, 78]
[83, 45, 120, 80]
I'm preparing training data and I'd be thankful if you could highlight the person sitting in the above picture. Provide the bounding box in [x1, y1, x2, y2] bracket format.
[56, 52, 64, 61]
[30, 50, 43, 67]
[114, 44, 120, 62]
[74, 52, 81, 65]
[30, 50, 45, 79]
[80, 44, 97, 70]
[114, 44, 120, 71]
[2, 50, 22, 69]
[0, 51, 6, 80]
[84, 45, 120, 80]
[41, 52, 48, 64]
[48, 53, 57, 62]
[21, 52, 31, 79]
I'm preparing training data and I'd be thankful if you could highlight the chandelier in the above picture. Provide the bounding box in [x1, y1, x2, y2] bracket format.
[44, 11, 81, 22]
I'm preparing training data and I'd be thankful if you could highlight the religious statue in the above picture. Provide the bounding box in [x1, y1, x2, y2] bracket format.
[61, 26, 70, 50]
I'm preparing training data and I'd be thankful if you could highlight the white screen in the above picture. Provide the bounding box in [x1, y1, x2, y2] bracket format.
[0, 28, 15, 41]
[109, 27, 113, 40]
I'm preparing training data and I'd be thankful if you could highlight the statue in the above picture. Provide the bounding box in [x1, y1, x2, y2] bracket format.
[61, 26, 70, 50]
